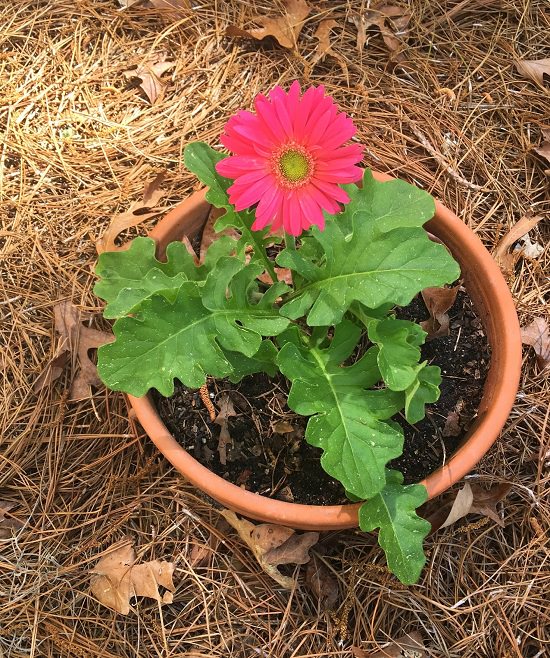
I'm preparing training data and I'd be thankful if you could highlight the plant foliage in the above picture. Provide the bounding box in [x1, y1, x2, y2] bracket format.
[96, 156, 460, 584]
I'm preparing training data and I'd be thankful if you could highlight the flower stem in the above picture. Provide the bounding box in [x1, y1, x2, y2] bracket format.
[285, 234, 296, 251]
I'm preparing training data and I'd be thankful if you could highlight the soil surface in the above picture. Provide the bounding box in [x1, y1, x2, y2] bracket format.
[154, 290, 490, 506]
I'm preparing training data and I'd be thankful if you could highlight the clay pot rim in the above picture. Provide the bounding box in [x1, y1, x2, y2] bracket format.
[126, 171, 522, 530]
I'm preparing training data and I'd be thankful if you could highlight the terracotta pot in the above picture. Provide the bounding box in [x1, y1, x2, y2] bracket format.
[127, 173, 522, 530]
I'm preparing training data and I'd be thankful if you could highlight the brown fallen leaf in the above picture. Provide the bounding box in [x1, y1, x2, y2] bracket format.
[272, 419, 295, 434]
[90, 541, 175, 615]
[214, 395, 237, 466]
[96, 172, 167, 253]
[0, 501, 25, 539]
[368, 631, 427, 658]
[199, 206, 239, 264]
[427, 482, 512, 531]
[352, 3, 411, 55]
[188, 517, 232, 568]
[221, 510, 318, 589]
[442, 409, 461, 438]
[305, 554, 339, 610]
[534, 127, 550, 166]
[492, 214, 544, 277]
[515, 58, 550, 86]
[420, 285, 460, 340]
[257, 267, 293, 286]
[33, 351, 70, 393]
[52, 301, 113, 400]
[307, 20, 348, 80]
[226, 0, 311, 50]
[123, 55, 176, 104]
[521, 317, 550, 370]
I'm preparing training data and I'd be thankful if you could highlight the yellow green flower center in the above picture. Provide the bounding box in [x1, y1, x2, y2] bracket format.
[279, 149, 310, 182]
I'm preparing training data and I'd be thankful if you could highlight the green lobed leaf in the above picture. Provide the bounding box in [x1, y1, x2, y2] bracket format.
[97, 259, 290, 397]
[358, 470, 431, 584]
[404, 363, 441, 424]
[184, 142, 277, 282]
[367, 317, 426, 391]
[225, 340, 278, 383]
[94, 237, 201, 319]
[183, 142, 231, 208]
[278, 174, 460, 327]
[345, 169, 436, 233]
[277, 321, 405, 499]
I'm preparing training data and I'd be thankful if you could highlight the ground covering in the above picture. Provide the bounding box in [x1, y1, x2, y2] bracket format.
[1, 1, 549, 656]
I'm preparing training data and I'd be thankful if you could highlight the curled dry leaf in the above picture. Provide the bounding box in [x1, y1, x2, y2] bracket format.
[96, 172, 167, 253]
[188, 517, 232, 568]
[492, 214, 544, 277]
[221, 510, 319, 589]
[90, 541, 175, 615]
[420, 285, 460, 340]
[214, 394, 237, 466]
[427, 481, 512, 532]
[534, 127, 550, 166]
[199, 206, 239, 263]
[515, 58, 550, 86]
[352, 3, 411, 54]
[226, 0, 311, 50]
[308, 20, 348, 80]
[521, 317, 550, 370]
[257, 266, 293, 286]
[33, 351, 70, 393]
[514, 233, 544, 260]
[272, 419, 295, 434]
[50, 300, 113, 400]
[0, 501, 25, 539]
[305, 554, 339, 610]
[122, 55, 176, 104]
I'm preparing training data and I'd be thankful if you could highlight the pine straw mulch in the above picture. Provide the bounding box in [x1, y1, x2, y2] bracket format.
[1, 1, 549, 656]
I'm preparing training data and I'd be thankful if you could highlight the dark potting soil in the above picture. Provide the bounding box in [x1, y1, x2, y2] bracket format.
[153, 290, 490, 506]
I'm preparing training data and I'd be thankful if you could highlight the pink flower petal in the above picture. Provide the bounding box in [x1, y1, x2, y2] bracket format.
[314, 167, 363, 184]
[310, 179, 351, 204]
[229, 176, 272, 211]
[215, 81, 362, 236]
[297, 191, 325, 231]
[216, 156, 268, 178]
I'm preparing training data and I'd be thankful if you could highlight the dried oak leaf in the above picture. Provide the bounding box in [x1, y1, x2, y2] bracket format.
[521, 317, 550, 370]
[352, 3, 411, 54]
[305, 554, 339, 610]
[308, 20, 348, 79]
[52, 301, 113, 401]
[0, 501, 25, 539]
[226, 0, 311, 50]
[221, 510, 318, 589]
[188, 517, 232, 568]
[420, 285, 460, 340]
[515, 58, 550, 86]
[96, 172, 167, 254]
[33, 351, 70, 393]
[492, 214, 544, 277]
[123, 56, 175, 104]
[199, 206, 239, 263]
[214, 394, 237, 466]
[367, 631, 427, 658]
[427, 482, 512, 531]
[534, 127, 550, 166]
[90, 541, 175, 615]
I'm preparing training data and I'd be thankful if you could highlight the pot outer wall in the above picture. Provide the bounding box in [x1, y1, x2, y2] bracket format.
[127, 173, 522, 531]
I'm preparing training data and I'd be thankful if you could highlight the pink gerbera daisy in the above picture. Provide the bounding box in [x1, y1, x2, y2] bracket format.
[215, 81, 363, 236]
